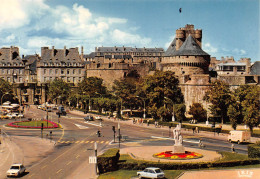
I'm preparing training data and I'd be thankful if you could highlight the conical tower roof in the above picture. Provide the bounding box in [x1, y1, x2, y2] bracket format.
[173, 35, 209, 56]
[164, 38, 176, 56]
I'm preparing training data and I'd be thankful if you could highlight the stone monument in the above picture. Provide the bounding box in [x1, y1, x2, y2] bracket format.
[173, 124, 185, 153]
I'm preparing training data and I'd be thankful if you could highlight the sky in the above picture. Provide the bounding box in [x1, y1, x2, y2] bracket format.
[0, 0, 259, 61]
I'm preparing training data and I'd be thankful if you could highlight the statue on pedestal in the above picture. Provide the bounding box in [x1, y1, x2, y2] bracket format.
[172, 124, 185, 153]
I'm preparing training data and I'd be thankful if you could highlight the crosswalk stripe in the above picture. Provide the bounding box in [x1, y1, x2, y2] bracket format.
[58, 140, 109, 144]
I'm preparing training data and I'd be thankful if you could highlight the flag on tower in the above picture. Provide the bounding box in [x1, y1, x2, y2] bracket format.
[179, 8, 182, 13]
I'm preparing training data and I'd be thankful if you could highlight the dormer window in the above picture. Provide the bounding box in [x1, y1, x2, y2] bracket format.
[7, 63, 11, 66]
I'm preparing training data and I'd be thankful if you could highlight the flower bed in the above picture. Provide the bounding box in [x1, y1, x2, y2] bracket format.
[153, 151, 203, 160]
[7, 120, 59, 129]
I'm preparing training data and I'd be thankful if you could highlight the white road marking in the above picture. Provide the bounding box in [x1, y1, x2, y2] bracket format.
[84, 121, 102, 127]
[75, 124, 89, 129]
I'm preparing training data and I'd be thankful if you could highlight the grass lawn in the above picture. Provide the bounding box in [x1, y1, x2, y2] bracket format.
[98, 170, 183, 179]
[98, 152, 259, 179]
[217, 151, 250, 161]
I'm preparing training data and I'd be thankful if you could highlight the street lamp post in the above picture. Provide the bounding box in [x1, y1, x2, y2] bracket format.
[136, 96, 146, 120]
[164, 97, 175, 122]
[118, 122, 121, 149]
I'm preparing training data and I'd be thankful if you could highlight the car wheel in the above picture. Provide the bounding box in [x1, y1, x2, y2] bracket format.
[228, 139, 232, 143]
[237, 140, 240, 144]
[138, 174, 142, 179]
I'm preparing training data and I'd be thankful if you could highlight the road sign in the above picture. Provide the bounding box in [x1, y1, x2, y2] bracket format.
[89, 156, 97, 164]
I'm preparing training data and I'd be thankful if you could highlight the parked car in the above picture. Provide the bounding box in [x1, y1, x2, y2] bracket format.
[18, 113, 24, 118]
[95, 116, 102, 120]
[6, 113, 13, 119]
[37, 105, 42, 109]
[137, 167, 165, 179]
[6, 164, 26, 177]
[84, 115, 94, 121]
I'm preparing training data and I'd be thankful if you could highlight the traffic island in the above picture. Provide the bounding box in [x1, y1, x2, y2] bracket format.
[6, 120, 60, 129]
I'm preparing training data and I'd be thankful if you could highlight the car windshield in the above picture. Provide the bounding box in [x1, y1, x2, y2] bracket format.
[155, 169, 162, 173]
[10, 166, 19, 169]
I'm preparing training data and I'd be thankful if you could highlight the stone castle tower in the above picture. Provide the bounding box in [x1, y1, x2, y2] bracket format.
[161, 24, 211, 112]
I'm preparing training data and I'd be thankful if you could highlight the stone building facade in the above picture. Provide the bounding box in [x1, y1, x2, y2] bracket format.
[0, 46, 85, 105]
[86, 46, 164, 87]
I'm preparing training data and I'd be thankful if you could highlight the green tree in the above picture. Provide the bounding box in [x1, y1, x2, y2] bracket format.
[78, 76, 107, 96]
[137, 71, 184, 121]
[0, 78, 13, 104]
[48, 79, 71, 104]
[240, 85, 260, 133]
[112, 77, 139, 112]
[204, 80, 231, 124]
[174, 103, 186, 123]
[227, 103, 240, 130]
[188, 103, 207, 122]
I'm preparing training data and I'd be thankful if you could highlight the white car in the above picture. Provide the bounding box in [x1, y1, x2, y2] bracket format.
[137, 167, 165, 179]
[6, 113, 13, 119]
[6, 164, 26, 177]
[18, 113, 24, 118]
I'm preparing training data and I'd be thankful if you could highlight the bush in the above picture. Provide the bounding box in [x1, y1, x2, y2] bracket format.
[248, 143, 260, 158]
[97, 148, 120, 174]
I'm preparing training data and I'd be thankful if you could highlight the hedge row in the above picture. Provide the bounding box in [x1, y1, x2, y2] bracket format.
[141, 120, 230, 134]
[97, 148, 120, 174]
[248, 142, 260, 158]
[118, 159, 260, 170]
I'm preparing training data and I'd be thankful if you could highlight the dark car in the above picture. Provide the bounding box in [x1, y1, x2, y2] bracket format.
[84, 115, 94, 121]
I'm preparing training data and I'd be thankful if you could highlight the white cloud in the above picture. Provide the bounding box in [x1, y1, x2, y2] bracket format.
[232, 48, 246, 55]
[0, 1, 153, 55]
[164, 35, 175, 49]
[111, 29, 151, 45]
[5, 34, 16, 43]
[203, 42, 218, 53]
[0, 0, 49, 30]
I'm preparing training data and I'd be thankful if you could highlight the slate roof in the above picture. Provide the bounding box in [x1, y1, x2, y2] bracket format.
[96, 47, 164, 53]
[41, 47, 82, 63]
[250, 61, 260, 75]
[164, 38, 176, 56]
[84, 52, 95, 59]
[173, 35, 210, 56]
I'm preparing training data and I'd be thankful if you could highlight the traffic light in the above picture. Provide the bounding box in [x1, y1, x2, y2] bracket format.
[112, 126, 115, 132]
[41, 123, 43, 130]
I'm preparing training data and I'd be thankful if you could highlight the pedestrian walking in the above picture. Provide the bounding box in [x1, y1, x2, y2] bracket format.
[231, 144, 235, 153]
[147, 119, 150, 126]
[192, 127, 195, 133]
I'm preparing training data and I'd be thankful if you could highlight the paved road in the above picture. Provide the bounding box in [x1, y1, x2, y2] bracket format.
[0, 106, 254, 178]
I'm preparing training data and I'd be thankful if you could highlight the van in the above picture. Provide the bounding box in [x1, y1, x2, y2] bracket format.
[228, 130, 251, 144]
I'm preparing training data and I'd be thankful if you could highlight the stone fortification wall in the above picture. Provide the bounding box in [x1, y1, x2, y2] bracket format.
[86, 63, 129, 88]
[180, 74, 210, 112]
[161, 55, 209, 75]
